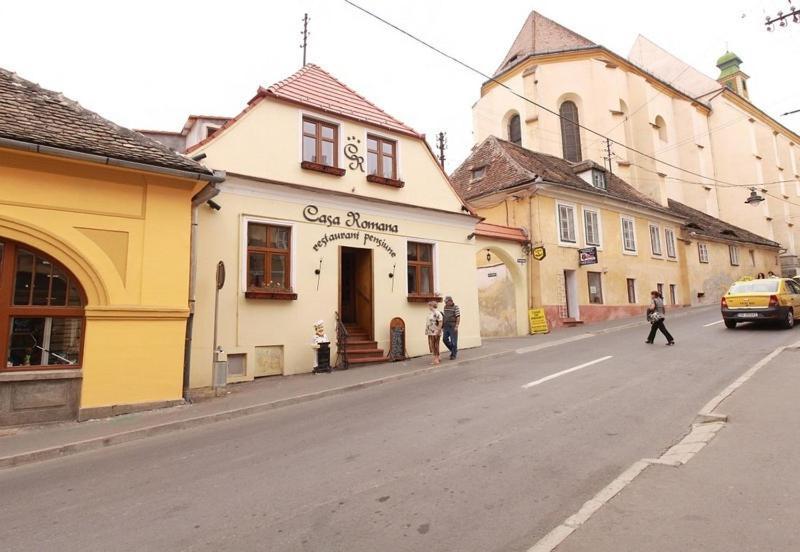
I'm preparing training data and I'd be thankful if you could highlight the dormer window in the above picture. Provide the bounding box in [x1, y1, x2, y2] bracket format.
[302, 117, 338, 167]
[205, 126, 220, 139]
[591, 169, 607, 190]
[471, 166, 486, 182]
[367, 135, 397, 179]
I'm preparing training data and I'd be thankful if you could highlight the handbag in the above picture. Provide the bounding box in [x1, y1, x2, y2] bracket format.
[648, 311, 664, 323]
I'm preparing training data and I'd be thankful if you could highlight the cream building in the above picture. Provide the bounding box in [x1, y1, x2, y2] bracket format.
[451, 137, 780, 334]
[172, 64, 480, 387]
[473, 12, 800, 275]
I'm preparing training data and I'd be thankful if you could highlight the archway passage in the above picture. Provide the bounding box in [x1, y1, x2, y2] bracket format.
[476, 248, 518, 337]
[0, 239, 85, 371]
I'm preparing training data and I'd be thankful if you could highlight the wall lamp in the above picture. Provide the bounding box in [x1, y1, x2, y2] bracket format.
[206, 199, 221, 211]
[466, 233, 476, 240]
[191, 152, 207, 161]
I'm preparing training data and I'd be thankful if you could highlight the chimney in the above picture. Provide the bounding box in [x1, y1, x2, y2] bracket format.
[716, 51, 749, 99]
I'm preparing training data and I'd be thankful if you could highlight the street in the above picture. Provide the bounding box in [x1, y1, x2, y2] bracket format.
[1, 307, 797, 552]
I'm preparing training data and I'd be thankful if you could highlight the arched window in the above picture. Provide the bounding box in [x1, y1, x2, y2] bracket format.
[508, 114, 521, 146]
[0, 240, 85, 370]
[654, 115, 667, 142]
[559, 101, 582, 162]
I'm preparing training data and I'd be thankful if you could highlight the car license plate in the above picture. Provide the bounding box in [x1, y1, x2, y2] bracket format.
[737, 312, 759, 318]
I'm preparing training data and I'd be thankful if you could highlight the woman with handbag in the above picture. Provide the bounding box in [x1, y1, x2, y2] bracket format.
[646, 290, 675, 345]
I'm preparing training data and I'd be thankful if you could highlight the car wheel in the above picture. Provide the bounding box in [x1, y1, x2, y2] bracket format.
[784, 310, 795, 329]
[724, 319, 737, 329]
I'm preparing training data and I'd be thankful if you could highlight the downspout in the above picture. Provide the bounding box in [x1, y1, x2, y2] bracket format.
[183, 177, 223, 401]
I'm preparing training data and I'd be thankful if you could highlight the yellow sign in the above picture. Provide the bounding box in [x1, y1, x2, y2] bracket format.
[532, 246, 546, 261]
[529, 308, 550, 334]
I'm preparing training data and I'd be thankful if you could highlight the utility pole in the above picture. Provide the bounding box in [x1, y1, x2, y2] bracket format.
[436, 132, 447, 169]
[604, 138, 614, 176]
[300, 13, 310, 66]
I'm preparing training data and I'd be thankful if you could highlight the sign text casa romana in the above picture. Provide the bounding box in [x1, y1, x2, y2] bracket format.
[302, 205, 399, 234]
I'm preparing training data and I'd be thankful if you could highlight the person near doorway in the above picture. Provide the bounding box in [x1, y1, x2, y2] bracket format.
[645, 290, 674, 346]
[442, 295, 461, 360]
[425, 300, 443, 365]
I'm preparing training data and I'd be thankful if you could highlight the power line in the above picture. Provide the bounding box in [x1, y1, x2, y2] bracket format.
[342, 0, 764, 189]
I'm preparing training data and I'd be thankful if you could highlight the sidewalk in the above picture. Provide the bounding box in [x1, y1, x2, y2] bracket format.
[554, 343, 800, 552]
[0, 310, 700, 470]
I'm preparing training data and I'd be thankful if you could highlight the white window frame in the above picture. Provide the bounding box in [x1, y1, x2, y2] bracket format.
[729, 244, 740, 266]
[404, 238, 439, 296]
[698, 242, 710, 264]
[556, 202, 578, 246]
[240, 216, 298, 293]
[582, 207, 602, 249]
[620, 216, 637, 255]
[664, 228, 677, 259]
[649, 223, 663, 256]
[591, 170, 607, 191]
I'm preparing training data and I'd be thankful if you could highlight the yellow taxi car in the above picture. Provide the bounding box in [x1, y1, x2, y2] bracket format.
[721, 277, 800, 329]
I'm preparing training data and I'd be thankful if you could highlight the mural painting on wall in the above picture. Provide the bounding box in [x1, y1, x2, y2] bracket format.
[477, 262, 516, 337]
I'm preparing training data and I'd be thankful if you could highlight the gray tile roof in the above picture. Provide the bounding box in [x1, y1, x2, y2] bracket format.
[667, 199, 780, 248]
[0, 67, 210, 175]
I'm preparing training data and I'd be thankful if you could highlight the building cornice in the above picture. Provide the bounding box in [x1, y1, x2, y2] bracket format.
[718, 89, 800, 145]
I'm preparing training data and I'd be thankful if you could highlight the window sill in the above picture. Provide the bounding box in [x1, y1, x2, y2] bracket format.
[367, 174, 405, 188]
[245, 291, 298, 300]
[407, 294, 442, 303]
[301, 161, 345, 177]
[0, 368, 82, 381]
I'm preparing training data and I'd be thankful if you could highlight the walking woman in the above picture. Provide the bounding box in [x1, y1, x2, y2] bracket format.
[425, 300, 443, 365]
[646, 290, 675, 345]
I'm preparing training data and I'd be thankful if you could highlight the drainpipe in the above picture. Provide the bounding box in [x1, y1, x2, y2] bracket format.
[183, 177, 223, 402]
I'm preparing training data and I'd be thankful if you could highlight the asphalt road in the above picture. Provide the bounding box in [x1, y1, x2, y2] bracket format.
[1, 309, 797, 552]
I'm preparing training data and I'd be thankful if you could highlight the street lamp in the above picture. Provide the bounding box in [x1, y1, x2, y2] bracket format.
[744, 187, 765, 205]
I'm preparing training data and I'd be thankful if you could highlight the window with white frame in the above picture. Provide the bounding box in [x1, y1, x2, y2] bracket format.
[591, 170, 607, 191]
[558, 203, 577, 244]
[729, 244, 740, 266]
[698, 242, 710, 263]
[649, 224, 662, 256]
[583, 209, 601, 247]
[621, 217, 637, 253]
[665, 228, 676, 259]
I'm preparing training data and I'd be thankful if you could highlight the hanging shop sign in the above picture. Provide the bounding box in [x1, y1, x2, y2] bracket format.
[532, 246, 547, 261]
[302, 205, 399, 233]
[579, 247, 598, 266]
[528, 308, 550, 334]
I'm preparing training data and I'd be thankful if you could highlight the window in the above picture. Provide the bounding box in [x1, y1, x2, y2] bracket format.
[669, 284, 677, 305]
[559, 101, 582, 162]
[302, 117, 338, 166]
[367, 135, 397, 179]
[749, 249, 756, 266]
[583, 209, 601, 247]
[227, 353, 246, 377]
[1, 241, 85, 371]
[649, 224, 662, 256]
[471, 166, 486, 181]
[665, 228, 677, 259]
[508, 114, 521, 146]
[626, 278, 636, 304]
[654, 115, 667, 142]
[591, 170, 607, 191]
[729, 245, 740, 266]
[247, 223, 291, 292]
[698, 243, 709, 263]
[621, 217, 637, 253]
[657, 283, 664, 298]
[407, 242, 434, 296]
[588, 272, 603, 304]
[557, 203, 577, 244]
[205, 126, 220, 139]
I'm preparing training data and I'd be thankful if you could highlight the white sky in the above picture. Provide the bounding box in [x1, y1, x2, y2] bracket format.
[2, 0, 798, 172]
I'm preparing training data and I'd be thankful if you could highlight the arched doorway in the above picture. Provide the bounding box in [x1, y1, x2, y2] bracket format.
[0, 240, 85, 370]
[476, 247, 518, 337]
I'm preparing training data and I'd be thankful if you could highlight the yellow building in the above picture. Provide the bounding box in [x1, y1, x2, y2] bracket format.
[0, 67, 222, 425]
[451, 136, 779, 334]
[175, 64, 480, 388]
[473, 12, 800, 275]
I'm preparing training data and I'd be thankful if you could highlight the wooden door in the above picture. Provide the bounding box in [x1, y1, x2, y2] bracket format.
[354, 249, 373, 339]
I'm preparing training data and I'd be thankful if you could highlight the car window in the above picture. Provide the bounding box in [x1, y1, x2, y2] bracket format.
[786, 280, 800, 295]
[728, 281, 779, 294]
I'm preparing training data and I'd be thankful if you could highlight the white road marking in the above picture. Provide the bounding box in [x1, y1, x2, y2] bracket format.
[703, 320, 724, 327]
[521, 356, 613, 389]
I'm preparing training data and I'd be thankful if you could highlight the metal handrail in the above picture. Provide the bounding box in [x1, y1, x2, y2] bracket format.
[334, 311, 349, 370]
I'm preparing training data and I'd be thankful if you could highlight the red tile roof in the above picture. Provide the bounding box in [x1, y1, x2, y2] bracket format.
[257, 64, 420, 137]
[475, 222, 529, 243]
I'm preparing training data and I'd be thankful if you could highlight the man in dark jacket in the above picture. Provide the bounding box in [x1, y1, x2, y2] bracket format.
[442, 295, 461, 360]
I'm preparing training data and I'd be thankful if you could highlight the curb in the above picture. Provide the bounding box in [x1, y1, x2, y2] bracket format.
[0, 307, 715, 471]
